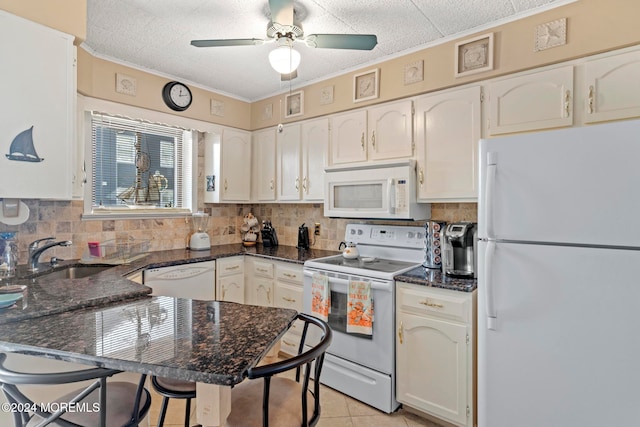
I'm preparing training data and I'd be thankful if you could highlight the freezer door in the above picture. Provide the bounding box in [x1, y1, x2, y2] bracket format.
[478, 119, 640, 246]
[478, 240, 640, 427]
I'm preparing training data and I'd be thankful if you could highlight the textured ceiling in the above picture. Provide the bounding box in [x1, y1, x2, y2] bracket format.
[83, 0, 572, 101]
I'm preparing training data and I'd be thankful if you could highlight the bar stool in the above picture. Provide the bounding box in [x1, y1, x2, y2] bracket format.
[0, 353, 151, 426]
[151, 375, 196, 427]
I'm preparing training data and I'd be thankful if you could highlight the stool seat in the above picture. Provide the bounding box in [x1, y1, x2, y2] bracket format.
[151, 376, 196, 427]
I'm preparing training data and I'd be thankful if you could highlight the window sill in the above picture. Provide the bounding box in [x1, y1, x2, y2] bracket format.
[82, 206, 191, 220]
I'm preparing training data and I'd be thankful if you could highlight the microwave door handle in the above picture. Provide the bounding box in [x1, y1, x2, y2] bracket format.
[388, 178, 396, 214]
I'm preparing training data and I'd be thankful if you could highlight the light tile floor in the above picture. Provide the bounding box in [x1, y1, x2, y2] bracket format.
[148, 377, 445, 427]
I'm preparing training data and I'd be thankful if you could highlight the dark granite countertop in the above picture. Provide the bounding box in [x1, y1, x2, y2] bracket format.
[0, 244, 338, 325]
[0, 296, 297, 385]
[395, 266, 477, 293]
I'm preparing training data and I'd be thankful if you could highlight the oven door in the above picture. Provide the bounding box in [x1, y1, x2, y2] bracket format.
[302, 268, 394, 374]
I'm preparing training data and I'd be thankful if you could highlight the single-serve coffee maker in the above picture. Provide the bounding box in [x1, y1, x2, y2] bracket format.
[442, 222, 477, 278]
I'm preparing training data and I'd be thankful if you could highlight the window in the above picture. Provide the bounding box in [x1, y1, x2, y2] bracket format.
[88, 112, 193, 216]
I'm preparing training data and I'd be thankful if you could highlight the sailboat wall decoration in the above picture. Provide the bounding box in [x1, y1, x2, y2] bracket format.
[5, 126, 44, 162]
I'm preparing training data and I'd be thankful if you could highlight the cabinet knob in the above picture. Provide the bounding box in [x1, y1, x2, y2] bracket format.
[224, 179, 228, 191]
[371, 131, 376, 149]
[270, 179, 274, 190]
[419, 167, 424, 186]
[588, 85, 595, 114]
[295, 177, 300, 191]
[361, 133, 365, 151]
[302, 176, 308, 193]
[564, 90, 571, 117]
[398, 320, 404, 344]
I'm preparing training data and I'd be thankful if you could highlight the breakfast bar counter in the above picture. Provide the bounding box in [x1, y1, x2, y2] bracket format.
[0, 296, 298, 426]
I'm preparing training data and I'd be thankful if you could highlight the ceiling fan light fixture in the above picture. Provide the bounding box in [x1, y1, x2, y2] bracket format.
[269, 43, 301, 74]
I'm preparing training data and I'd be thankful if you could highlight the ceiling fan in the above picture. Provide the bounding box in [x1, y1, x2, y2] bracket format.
[190, 0, 378, 77]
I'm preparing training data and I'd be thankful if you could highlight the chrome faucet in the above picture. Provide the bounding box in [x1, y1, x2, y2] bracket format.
[29, 237, 72, 271]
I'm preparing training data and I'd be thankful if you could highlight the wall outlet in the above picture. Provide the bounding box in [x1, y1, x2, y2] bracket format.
[314, 223, 321, 236]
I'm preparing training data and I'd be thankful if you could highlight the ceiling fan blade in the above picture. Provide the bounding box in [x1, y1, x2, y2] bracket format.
[191, 38, 264, 48]
[305, 34, 378, 50]
[269, 0, 294, 26]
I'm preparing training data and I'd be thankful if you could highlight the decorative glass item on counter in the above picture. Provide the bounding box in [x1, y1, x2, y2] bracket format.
[241, 213, 260, 246]
[81, 237, 150, 264]
[0, 232, 18, 280]
[423, 220, 446, 269]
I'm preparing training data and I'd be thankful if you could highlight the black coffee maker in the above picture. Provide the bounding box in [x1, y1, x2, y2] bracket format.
[261, 220, 279, 247]
[297, 223, 310, 250]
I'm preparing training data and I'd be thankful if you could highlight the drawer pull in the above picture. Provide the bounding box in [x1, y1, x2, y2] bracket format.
[283, 339, 296, 347]
[225, 265, 240, 271]
[256, 268, 269, 273]
[420, 300, 444, 308]
[283, 273, 297, 279]
[282, 296, 296, 303]
[398, 320, 404, 345]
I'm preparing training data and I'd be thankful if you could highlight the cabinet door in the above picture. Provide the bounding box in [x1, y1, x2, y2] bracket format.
[488, 66, 573, 135]
[415, 86, 481, 202]
[218, 274, 244, 303]
[397, 312, 470, 427]
[0, 11, 75, 199]
[584, 48, 640, 123]
[252, 277, 274, 307]
[276, 124, 302, 200]
[330, 110, 367, 164]
[221, 128, 251, 201]
[368, 100, 414, 160]
[253, 128, 277, 201]
[301, 118, 328, 201]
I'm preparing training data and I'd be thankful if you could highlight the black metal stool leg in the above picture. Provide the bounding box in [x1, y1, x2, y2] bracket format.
[184, 397, 192, 427]
[157, 396, 169, 427]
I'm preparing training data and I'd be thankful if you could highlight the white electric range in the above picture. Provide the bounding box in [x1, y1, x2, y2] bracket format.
[303, 223, 425, 413]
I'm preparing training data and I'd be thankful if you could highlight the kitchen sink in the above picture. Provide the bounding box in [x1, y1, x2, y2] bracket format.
[34, 265, 114, 280]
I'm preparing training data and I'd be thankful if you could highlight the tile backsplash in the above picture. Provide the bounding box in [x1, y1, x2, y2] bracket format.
[0, 200, 477, 264]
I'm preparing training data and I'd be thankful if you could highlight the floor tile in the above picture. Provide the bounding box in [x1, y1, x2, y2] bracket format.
[350, 415, 409, 426]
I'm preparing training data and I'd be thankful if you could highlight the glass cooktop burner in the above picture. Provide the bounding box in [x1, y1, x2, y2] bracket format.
[313, 255, 418, 274]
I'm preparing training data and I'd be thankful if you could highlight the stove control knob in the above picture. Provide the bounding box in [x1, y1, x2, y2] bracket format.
[416, 232, 424, 240]
[357, 229, 363, 235]
[407, 232, 415, 239]
[350, 229, 356, 235]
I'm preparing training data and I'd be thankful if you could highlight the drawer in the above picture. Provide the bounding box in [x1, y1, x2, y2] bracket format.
[275, 281, 303, 311]
[217, 256, 244, 277]
[397, 283, 471, 322]
[253, 260, 274, 279]
[276, 265, 303, 284]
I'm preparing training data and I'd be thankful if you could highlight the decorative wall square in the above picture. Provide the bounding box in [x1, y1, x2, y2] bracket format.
[262, 103, 273, 121]
[404, 60, 424, 85]
[210, 99, 225, 117]
[284, 91, 304, 118]
[455, 33, 494, 78]
[320, 86, 334, 105]
[115, 73, 137, 96]
[534, 18, 567, 52]
[353, 69, 379, 103]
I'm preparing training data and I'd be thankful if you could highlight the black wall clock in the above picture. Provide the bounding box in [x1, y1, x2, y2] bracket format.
[162, 81, 193, 111]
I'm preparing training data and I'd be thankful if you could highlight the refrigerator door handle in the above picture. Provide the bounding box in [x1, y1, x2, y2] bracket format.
[485, 152, 498, 239]
[485, 240, 498, 330]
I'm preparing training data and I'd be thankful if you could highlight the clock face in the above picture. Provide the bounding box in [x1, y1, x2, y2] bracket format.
[162, 82, 192, 111]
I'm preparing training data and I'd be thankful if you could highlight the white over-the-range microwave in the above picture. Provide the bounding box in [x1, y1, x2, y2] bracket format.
[324, 160, 430, 220]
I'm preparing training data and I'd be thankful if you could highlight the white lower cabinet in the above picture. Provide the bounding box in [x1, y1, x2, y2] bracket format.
[216, 256, 244, 303]
[245, 258, 274, 307]
[274, 262, 304, 356]
[396, 282, 477, 427]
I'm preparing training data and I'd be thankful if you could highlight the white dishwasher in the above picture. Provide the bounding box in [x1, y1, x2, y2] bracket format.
[143, 260, 216, 300]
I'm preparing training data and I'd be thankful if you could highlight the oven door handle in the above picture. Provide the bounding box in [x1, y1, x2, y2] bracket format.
[303, 269, 392, 291]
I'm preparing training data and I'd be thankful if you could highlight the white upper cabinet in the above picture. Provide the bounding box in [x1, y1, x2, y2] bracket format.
[220, 128, 251, 202]
[330, 110, 368, 164]
[367, 100, 414, 161]
[487, 66, 573, 135]
[0, 11, 76, 199]
[583, 48, 640, 123]
[301, 118, 329, 201]
[415, 86, 482, 202]
[253, 128, 277, 201]
[276, 123, 302, 201]
[330, 100, 414, 165]
[204, 128, 251, 203]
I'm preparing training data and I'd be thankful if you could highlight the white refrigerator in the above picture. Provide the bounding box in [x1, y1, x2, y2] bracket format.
[478, 119, 640, 427]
